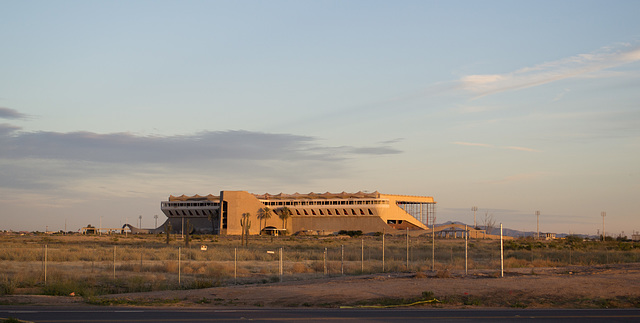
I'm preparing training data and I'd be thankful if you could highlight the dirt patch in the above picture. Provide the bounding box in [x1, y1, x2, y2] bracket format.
[3, 263, 639, 308]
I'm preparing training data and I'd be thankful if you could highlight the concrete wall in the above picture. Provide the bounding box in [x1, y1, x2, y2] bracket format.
[292, 216, 390, 234]
[220, 191, 267, 235]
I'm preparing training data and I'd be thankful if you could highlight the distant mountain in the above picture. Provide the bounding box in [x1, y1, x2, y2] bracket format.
[438, 221, 593, 239]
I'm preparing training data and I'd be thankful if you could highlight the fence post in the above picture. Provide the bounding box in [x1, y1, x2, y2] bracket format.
[465, 225, 468, 275]
[178, 247, 181, 285]
[432, 223, 435, 271]
[361, 238, 364, 273]
[500, 223, 504, 278]
[113, 246, 116, 279]
[323, 247, 327, 275]
[341, 245, 344, 275]
[406, 228, 409, 271]
[279, 247, 283, 282]
[382, 231, 385, 273]
[234, 247, 237, 284]
[44, 244, 48, 285]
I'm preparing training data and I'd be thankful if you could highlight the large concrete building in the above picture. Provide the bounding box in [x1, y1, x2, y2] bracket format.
[158, 190, 436, 235]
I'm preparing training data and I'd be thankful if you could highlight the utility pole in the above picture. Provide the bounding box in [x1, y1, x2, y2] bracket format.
[601, 211, 606, 241]
[535, 210, 540, 240]
[138, 215, 142, 228]
[471, 206, 478, 229]
[154, 214, 159, 228]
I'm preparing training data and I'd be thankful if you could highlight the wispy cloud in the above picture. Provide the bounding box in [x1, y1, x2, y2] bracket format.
[458, 43, 640, 97]
[452, 141, 493, 148]
[503, 146, 541, 153]
[452, 105, 502, 114]
[482, 172, 548, 185]
[0, 126, 403, 191]
[0, 107, 28, 120]
[0, 128, 401, 163]
[453, 141, 541, 152]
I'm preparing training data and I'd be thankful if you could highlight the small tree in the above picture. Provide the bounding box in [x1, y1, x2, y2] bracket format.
[482, 211, 496, 236]
[184, 219, 193, 247]
[278, 207, 292, 234]
[257, 207, 272, 235]
[165, 222, 172, 245]
[240, 212, 251, 246]
[208, 210, 218, 234]
[245, 217, 251, 246]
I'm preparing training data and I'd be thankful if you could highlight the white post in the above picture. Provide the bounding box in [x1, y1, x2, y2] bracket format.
[382, 231, 385, 272]
[178, 247, 181, 285]
[361, 238, 364, 273]
[500, 223, 504, 278]
[279, 247, 283, 282]
[44, 245, 47, 284]
[432, 222, 435, 271]
[323, 247, 327, 275]
[113, 246, 116, 279]
[406, 228, 409, 271]
[465, 225, 468, 275]
[341, 245, 344, 275]
[234, 247, 237, 284]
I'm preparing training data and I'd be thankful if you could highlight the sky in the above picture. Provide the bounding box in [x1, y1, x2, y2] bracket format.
[1, 0, 639, 236]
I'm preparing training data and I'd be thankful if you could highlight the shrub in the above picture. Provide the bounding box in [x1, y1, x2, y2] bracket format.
[435, 270, 451, 278]
[338, 230, 363, 237]
[291, 263, 308, 274]
[0, 277, 16, 295]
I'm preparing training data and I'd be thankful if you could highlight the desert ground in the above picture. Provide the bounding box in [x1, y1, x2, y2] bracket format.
[3, 263, 639, 309]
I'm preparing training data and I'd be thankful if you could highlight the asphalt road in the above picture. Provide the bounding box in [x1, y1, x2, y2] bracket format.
[2, 306, 640, 322]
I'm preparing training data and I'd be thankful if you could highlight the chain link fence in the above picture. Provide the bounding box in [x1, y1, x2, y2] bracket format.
[0, 234, 638, 297]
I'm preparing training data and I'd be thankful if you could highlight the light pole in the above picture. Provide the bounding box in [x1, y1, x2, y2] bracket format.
[471, 206, 478, 229]
[154, 214, 158, 228]
[601, 211, 606, 241]
[535, 210, 540, 240]
[139, 215, 142, 228]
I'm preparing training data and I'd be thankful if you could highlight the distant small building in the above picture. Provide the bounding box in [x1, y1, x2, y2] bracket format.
[545, 232, 556, 240]
[632, 233, 640, 242]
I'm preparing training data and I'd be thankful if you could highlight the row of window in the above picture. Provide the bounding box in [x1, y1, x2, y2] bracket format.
[261, 199, 388, 207]
[164, 206, 377, 217]
[294, 208, 375, 216]
[164, 209, 217, 217]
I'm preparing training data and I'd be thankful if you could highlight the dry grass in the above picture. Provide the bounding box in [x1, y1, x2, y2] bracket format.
[0, 233, 637, 297]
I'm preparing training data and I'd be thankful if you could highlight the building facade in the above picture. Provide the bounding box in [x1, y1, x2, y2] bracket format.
[159, 190, 436, 235]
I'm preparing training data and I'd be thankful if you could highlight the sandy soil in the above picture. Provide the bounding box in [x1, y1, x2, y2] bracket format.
[3, 263, 639, 308]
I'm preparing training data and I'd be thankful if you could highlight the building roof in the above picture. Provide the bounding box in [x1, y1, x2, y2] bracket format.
[253, 191, 380, 200]
[168, 191, 435, 203]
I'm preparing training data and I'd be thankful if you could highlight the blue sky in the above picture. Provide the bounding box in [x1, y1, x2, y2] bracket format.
[1, 1, 638, 236]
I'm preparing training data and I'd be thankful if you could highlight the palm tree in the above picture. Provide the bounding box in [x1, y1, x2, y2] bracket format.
[278, 207, 292, 233]
[257, 207, 272, 235]
[240, 212, 251, 246]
